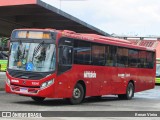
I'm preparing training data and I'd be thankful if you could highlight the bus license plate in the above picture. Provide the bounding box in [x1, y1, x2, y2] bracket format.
[20, 88, 28, 93]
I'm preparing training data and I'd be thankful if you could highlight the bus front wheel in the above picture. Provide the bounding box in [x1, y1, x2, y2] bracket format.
[118, 82, 134, 100]
[31, 96, 45, 102]
[68, 83, 84, 105]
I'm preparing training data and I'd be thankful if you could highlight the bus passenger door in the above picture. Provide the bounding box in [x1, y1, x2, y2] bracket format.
[56, 38, 74, 98]
[116, 47, 129, 94]
[58, 45, 73, 75]
[104, 45, 117, 94]
[117, 67, 127, 93]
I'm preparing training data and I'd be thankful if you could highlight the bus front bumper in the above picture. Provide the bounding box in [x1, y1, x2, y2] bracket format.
[5, 82, 55, 98]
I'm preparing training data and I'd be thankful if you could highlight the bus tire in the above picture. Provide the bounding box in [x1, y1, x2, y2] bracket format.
[31, 96, 45, 102]
[69, 83, 84, 105]
[118, 82, 134, 100]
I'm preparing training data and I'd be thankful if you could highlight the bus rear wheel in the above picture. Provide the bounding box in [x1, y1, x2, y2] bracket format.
[31, 96, 45, 102]
[68, 83, 84, 105]
[118, 82, 134, 100]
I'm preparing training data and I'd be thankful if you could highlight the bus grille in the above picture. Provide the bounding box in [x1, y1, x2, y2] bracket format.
[7, 69, 52, 80]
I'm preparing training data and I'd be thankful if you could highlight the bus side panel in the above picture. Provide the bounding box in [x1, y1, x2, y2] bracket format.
[138, 68, 147, 92]
[99, 67, 116, 95]
[55, 66, 155, 98]
[84, 65, 113, 96]
[135, 68, 155, 92]
[70, 65, 101, 97]
[110, 63, 154, 95]
[145, 69, 155, 90]
[112, 68, 138, 95]
[55, 64, 114, 98]
[55, 71, 73, 98]
[113, 67, 127, 94]
[55, 65, 93, 98]
[73, 65, 114, 97]
[70, 65, 93, 97]
[129, 68, 141, 92]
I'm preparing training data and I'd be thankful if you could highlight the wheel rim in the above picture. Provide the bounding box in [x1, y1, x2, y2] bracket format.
[73, 88, 81, 99]
[128, 85, 133, 97]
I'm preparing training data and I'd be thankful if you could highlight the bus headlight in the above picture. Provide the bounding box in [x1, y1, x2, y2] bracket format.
[40, 79, 54, 89]
[6, 78, 10, 85]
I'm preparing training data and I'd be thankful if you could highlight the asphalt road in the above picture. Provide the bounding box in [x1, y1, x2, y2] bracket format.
[0, 86, 160, 111]
[0, 86, 160, 120]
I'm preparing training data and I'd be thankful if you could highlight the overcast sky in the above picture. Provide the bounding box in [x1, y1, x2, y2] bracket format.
[41, 0, 160, 36]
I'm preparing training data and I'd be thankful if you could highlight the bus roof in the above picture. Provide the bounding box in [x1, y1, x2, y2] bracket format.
[128, 39, 160, 58]
[59, 30, 155, 52]
[13, 28, 155, 52]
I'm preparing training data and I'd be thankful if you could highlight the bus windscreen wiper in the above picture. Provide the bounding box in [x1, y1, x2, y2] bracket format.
[32, 41, 44, 61]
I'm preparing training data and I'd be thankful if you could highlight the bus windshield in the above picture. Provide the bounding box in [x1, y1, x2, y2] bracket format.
[156, 64, 160, 77]
[9, 42, 56, 72]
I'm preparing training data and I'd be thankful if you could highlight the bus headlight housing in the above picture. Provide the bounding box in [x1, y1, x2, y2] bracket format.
[40, 79, 54, 89]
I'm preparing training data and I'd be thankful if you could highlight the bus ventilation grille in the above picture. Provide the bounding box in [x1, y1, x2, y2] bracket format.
[7, 69, 48, 80]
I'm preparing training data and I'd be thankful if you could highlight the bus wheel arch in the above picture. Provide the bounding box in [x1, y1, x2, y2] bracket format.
[118, 80, 135, 100]
[68, 80, 86, 105]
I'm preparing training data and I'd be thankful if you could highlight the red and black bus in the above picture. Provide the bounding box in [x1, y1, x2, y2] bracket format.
[6, 28, 155, 104]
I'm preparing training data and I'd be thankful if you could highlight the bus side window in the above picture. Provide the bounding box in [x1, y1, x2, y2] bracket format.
[58, 45, 73, 74]
[139, 51, 146, 68]
[92, 45, 105, 66]
[106, 45, 117, 66]
[59, 46, 72, 65]
[117, 47, 128, 67]
[74, 40, 91, 65]
[128, 49, 138, 68]
[146, 52, 154, 68]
